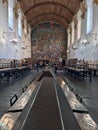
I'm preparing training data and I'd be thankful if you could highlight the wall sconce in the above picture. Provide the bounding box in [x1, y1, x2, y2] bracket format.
[10, 38, 18, 45]
[83, 39, 87, 43]
[3, 31, 15, 38]
[21, 44, 28, 50]
[81, 39, 89, 46]
[85, 41, 90, 45]
[21, 46, 26, 49]
[66, 50, 70, 53]
[72, 45, 78, 50]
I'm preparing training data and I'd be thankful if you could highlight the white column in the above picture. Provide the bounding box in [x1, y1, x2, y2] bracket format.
[71, 22, 75, 44]
[67, 28, 70, 48]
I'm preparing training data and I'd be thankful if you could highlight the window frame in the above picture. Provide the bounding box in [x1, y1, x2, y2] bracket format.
[8, 0, 14, 30]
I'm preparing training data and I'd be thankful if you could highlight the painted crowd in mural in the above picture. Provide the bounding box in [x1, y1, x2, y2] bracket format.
[31, 22, 67, 62]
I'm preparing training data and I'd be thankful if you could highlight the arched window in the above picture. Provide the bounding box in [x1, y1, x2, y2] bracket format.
[8, 0, 14, 30]
[77, 10, 82, 40]
[86, 0, 93, 34]
[18, 9, 22, 38]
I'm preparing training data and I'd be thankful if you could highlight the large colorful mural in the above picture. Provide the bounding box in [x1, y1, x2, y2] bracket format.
[31, 22, 67, 62]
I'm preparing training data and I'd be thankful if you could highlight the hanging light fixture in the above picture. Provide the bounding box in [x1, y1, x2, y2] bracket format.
[10, 38, 18, 45]
[72, 45, 78, 50]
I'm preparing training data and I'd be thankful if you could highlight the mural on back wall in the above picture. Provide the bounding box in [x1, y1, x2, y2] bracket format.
[31, 22, 67, 62]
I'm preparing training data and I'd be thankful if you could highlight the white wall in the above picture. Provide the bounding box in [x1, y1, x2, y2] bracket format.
[67, 1, 98, 64]
[0, 0, 31, 61]
[0, 1, 8, 59]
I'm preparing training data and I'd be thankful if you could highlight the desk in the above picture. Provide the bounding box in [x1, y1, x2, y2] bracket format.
[0, 68, 15, 82]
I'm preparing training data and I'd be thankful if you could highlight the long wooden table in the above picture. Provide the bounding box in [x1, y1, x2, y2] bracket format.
[64, 66, 92, 81]
[0, 66, 31, 82]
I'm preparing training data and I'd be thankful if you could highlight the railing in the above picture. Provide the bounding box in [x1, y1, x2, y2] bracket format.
[65, 63, 98, 70]
[0, 63, 11, 68]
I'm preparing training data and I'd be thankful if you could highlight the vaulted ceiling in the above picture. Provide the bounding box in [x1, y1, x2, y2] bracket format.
[19, 0, 82, 29]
